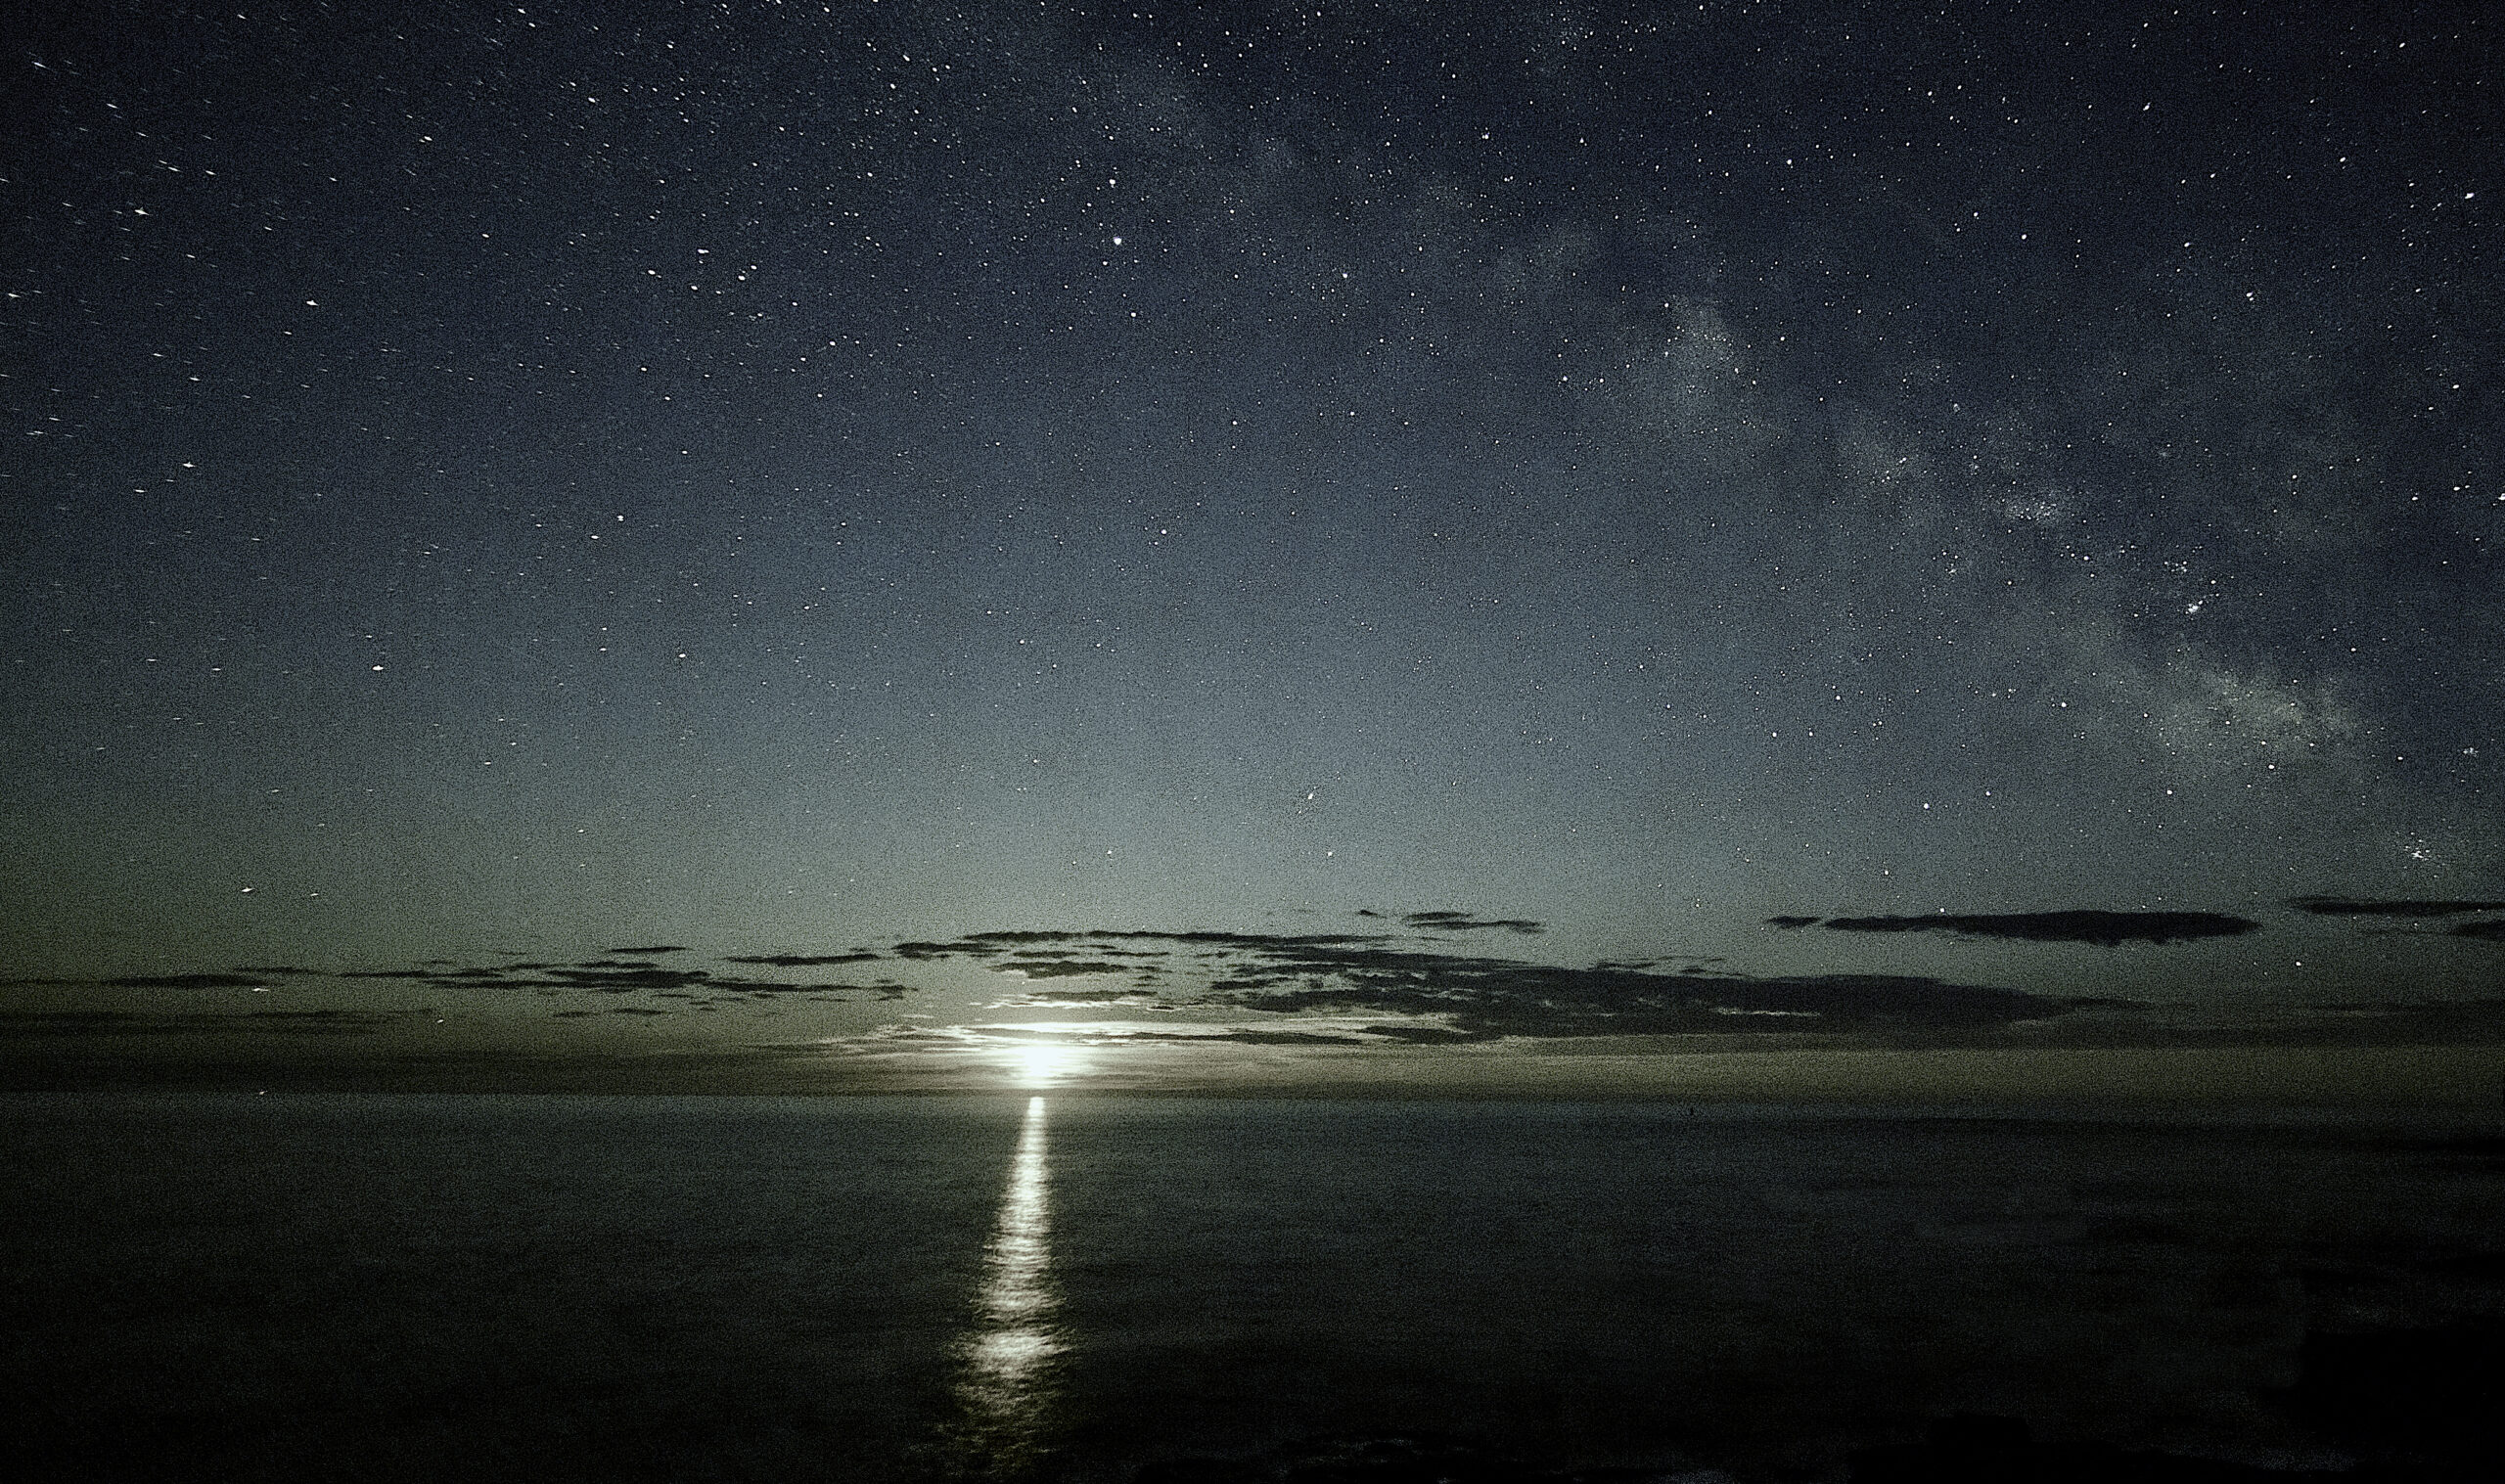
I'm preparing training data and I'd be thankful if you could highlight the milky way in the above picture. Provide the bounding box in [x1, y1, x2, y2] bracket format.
[4, 1, 2498, 1092]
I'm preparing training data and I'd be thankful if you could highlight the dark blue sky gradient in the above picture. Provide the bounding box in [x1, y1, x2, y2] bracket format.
[5, 1, 2499, 1090]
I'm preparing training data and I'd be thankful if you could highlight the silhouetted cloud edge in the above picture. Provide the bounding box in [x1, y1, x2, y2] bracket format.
[1775, 910, 2261, 947]
[2288, 897, 2505, 919]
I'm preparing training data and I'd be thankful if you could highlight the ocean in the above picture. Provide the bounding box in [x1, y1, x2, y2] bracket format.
[4, 1094, 2500, 1481]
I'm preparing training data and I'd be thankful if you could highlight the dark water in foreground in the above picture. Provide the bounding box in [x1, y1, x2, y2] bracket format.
[4, 1094, 2501, 1482]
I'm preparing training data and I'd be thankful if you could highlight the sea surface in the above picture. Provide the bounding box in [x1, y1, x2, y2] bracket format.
[4, 1094, 2501, 1482]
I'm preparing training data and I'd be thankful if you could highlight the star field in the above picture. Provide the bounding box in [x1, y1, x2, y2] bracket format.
[4, 0, 2498, 1092]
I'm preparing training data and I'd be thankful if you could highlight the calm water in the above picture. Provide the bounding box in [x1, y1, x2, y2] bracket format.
[4, 1094, 2501, 1482]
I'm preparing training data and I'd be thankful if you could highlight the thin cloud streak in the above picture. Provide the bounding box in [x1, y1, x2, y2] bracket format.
[1788, 911, 2262, 947]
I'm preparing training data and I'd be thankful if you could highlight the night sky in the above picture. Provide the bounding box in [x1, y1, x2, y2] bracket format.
[6, 0, 2500, 1096]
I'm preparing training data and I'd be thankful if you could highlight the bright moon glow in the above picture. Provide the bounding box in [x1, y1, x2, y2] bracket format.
[1012, 1043, 1085, 1088]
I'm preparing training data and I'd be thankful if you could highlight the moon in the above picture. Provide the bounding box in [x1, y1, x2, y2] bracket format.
[1011, 1043, 1085, 1089]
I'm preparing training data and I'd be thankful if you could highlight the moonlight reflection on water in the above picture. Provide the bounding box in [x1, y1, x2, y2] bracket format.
[951, 1096, 1063, 1474]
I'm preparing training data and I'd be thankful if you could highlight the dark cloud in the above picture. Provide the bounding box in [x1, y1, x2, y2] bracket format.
[100, 972, 268, 989]
[302, 953, 924, 996]
[720, 979, 868, 994]
[244, 1010, 389, 1033]
[1814, 911, 2261, 947]
[1765, 916, 1822, 929]
[866, 929, 2067, 1038]
[2452, 921, 2505, 943]
[1006, 988, 1171, 1006]
[10, 918, 2189, 1055]
[607, 945, 691, 954]
[787, 926, 2079, 1038]
[891, 928, 1390, 964]
[544, 968, 712, 991]
[894, 939, 994, 959]
[2290, 898, 2505, 919]
[1039, 1026, 1381, 1048]
[994, 960, 1133, 979]
[0, 1011, 183, 1035]
[1357, 1023, 1507, 1045]
[1403, 911, 1547, 935]
[0, 1009, 392, 1036]
[1207, 961, 2057, 1039]
[2000, 998, 2505, 1050]
[1591, 957, 1724, 974]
